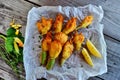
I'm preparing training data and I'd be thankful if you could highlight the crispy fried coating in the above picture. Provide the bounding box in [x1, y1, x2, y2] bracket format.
[42, 32, 52, 51]
[76, 15, 93, 30]
[36, 17, 53, 35]
[54, 13, 64, 33]
[49, 40, 62, 58]
[63, 17, 77, 34]
[60, 40, 74, 66]
[73, 32, 85, 51]
[54, 32, 68, 46]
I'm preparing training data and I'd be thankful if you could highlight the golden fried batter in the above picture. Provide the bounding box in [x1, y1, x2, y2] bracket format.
[73, 32, 85, 51]
[60, 39, 74, 66]
[36, 17, 53, 35]
[54, 13, 64, 33]
[54, 32, 68, 46]
[63, 17, 77, 34]
[49, 40, 62, 58]
[42, 32, 52, 51]
[76, 15, 93, 30]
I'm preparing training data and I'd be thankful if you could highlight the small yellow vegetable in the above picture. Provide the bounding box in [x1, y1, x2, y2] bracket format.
[11, 24, 22, 29]
[15, 29, 19, 35]
[86, 39, 102, 58]
[14, 41, 19, 54]
[81, 48, 94, 67]
[14, 37, 24, 47]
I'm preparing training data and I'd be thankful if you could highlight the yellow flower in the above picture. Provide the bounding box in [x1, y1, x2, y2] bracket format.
[15, 29, 19, 35]
[14, 37, 24, 47]
[46, 40, 62, 70]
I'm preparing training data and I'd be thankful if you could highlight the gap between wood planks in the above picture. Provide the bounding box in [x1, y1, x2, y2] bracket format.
[25, 0, 120, 43]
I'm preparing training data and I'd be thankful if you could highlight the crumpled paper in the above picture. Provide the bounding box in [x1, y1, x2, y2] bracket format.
[23, 4, 107, 80]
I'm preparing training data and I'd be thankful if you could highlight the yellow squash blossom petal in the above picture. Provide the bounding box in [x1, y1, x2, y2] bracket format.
[14, 37, 24, 47]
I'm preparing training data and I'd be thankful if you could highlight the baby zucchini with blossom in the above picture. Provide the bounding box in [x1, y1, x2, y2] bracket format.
[60, 39, 74, 66]
[63, 17, 77, 34]
[73, 32, 85, 51]
[76, 15, 93, 30]
[14, 37, 24, 47]
[46, 40, 62, 70]
[40, 32, 52, 65]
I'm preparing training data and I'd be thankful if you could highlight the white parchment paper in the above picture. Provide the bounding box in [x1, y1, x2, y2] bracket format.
[23, 4, 107, 80]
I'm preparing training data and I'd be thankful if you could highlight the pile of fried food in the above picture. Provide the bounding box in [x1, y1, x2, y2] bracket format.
[36, 13, 102, 70]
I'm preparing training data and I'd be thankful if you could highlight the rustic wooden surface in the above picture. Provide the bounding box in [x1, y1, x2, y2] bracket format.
[0, 0, 120, 80]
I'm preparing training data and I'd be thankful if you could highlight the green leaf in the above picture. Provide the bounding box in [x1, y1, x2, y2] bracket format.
[7, 27, 16, 37]
[5, 37, 14, 53]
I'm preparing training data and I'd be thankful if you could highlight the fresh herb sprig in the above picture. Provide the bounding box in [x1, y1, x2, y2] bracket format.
[0, 19, 25, 79]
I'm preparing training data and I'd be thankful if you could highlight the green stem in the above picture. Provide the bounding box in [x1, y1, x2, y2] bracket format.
[46, 58, 55, 70]
[60, 58, 66, 66]
[0, 33, 6, 40]
[41, 51, 47, 65]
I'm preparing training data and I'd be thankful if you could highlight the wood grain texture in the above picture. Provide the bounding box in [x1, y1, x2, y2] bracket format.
[0, 0, 120, 80]
[0, 0, 34, 80]
[27, 0, 120, 41]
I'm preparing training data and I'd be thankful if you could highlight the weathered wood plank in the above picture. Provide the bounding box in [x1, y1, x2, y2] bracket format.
[0, 0, 120, 80]
[27, 0, 120, 41]
[0, 0, 33, 80]
[89, 35, 120, 80]
[0, 0, 34, 35]
[0, 58, 18, 80]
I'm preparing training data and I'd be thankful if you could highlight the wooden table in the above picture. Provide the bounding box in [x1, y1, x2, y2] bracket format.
[0, 0, 120, 80]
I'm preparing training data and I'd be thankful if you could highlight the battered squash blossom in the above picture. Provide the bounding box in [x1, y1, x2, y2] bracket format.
[63, 17, 77, 34]
[53, 13, 64, 33]
[40, 32, 52, 65]
[46, 40, 62, 70]
[36, 17, 53, 35]
[60, 39, 74, 66]
[36, 13, 102, 69]
[76, 15, 93, 30]
[73, 32, 85, 51]
[54, 32, 68, 46]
